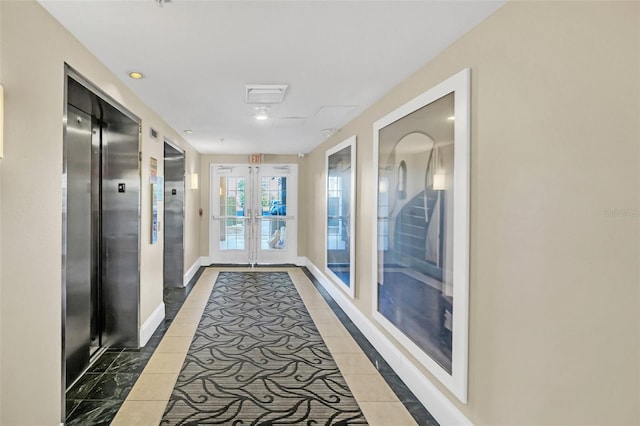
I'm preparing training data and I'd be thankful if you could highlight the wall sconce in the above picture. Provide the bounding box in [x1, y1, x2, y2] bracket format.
[433, 173, 446, 191]
[190, 173, 199, 190]
[0, 84, 4, 159]
[379, 178, 389, 193]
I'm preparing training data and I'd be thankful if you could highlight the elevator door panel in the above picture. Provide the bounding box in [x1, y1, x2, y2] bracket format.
[164, 144, 185, 288]
[101, 118, 141, 348]
[65, 106, 92, 386]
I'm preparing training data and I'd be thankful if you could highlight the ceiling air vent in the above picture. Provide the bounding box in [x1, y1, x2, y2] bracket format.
[246, 84, 288, 104]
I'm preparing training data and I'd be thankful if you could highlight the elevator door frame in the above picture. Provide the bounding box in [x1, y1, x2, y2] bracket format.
[61, 64, 142, 423]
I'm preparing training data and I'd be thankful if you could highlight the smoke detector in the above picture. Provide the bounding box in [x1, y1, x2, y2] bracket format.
[246, 84, 288, 104]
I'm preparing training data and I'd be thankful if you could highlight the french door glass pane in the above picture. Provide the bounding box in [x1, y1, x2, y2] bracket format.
[261, 218, 287, 250]
[219, 176, 245, 250]
[260, 176, 287, 250]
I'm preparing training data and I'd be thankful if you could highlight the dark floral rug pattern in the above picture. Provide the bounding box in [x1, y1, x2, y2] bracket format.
[162, 271, 367, 425]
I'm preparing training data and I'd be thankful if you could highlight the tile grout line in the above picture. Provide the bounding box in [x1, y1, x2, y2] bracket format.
[288, 270, 418, 426]
[299, 267, 438, 425]
[160, 269, 368, 424]
[110, 266, 427, 426]
[64, 267, 209, 425]
[109, 270, 219, 425]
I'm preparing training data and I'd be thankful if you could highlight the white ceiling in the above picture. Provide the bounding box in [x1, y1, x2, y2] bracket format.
[39, 0, 504, 155]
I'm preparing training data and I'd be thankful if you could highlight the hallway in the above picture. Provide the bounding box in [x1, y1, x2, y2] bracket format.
[65, 268, 437, 425]
[1, 2, 638, 425]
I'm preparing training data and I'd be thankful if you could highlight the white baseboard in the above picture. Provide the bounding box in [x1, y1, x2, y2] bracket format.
[184, 258, 203, 286]
[294, 256, 307, 266]
[139, 302, 165, 347]
[200, 256, 212, 267]
[303, 257, 472, 426]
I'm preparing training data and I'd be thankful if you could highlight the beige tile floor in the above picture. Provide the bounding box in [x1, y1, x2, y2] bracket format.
[111, 267, 417, 426]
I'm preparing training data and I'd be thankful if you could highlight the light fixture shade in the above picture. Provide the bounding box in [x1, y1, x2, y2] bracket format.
[433, 173, 446, 190]
[254, 105, 270, 120]
[190, 173, 199, 190]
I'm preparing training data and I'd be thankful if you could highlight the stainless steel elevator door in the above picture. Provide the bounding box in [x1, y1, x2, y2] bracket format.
[100, 117, 141, 348]
[65, 106, 92, 386]
[163, 143, 185, 288]
[64, 73, 141, 393]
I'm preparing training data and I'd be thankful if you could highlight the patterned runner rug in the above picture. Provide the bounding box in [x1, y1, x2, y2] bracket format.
[162, 271, 367, 425]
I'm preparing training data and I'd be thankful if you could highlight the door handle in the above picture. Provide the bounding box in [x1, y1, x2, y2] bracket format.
[256, 215, 294, 220]
[212, 216, 250, 220]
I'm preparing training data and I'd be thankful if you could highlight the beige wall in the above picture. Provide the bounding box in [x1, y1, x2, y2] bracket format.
[0, 0, 3, 419]
[198, 154, 302, 260]
[302, 1, 639, 424]
[0, 1, 201, 424]
[0, 1, 637, 425]
[183, 152, 201, 275]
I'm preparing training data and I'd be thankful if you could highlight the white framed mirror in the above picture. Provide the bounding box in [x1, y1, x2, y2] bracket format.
[325, 136, 356, 298]
[373, 68, 470, 402]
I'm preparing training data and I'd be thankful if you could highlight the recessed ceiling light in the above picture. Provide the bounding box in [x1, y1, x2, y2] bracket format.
[254, 105, 270, 120]
[321, 128, 337, 138]
[184, 130, 193, 134]
[128, 71, 144, 79]
[447, 116, 455, 121]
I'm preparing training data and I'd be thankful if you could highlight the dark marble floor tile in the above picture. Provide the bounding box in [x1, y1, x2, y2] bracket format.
[65, 399, 82, 419]
[141, 335, 162, 352]
[152, 322, 172, 337]
[364, 352, 395, 374]
[381, 373, 420, 403]
[333, 309, 350, 321]
[404, 401, 440, 426]
[66, 373, 103, 400]
[343, 321, 362, 335]
[164, 283, 196, 303]
[161, 316, 176, 326]
[355, 344, 389, 369]
[108, 350, 152, 374]
[84, 373, 138, 400]
[351, 333, 376, 350]
[87, 351, 120, 373]
[323, 297, 338, 307]
[120, 347, 144, 352]
[300, 266, 439, 424]
[165, 309, 181, 320]
[65, 400, 121, 426]
[63, 266, 207, 421]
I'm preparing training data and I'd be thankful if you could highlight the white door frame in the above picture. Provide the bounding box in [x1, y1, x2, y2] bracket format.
[209, 163, 298, 265]
[254, 164, 298, 265]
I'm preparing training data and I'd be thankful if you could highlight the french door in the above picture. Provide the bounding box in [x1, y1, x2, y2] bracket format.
[210, 164, 298, 265]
